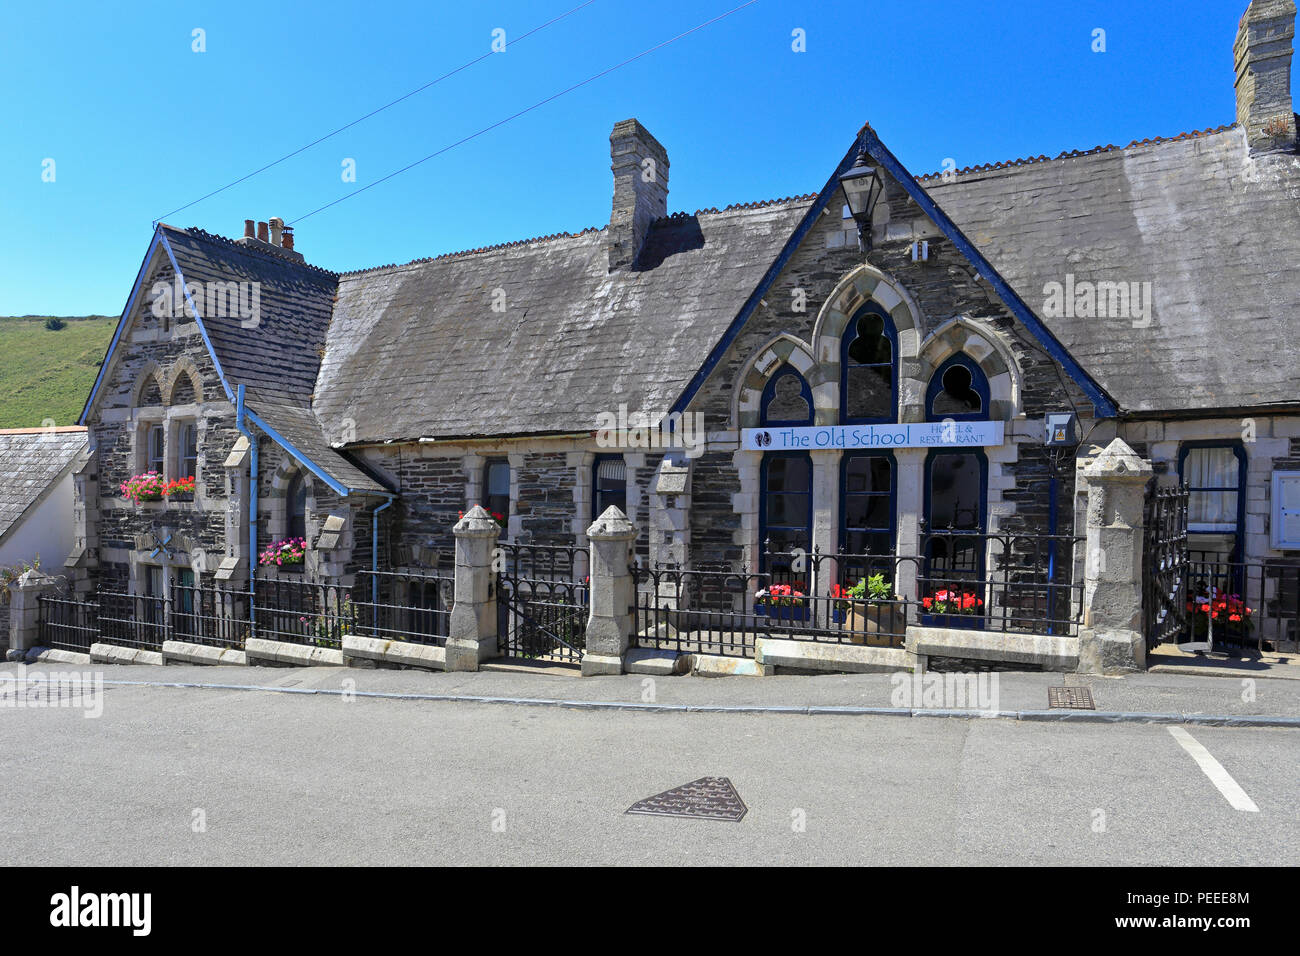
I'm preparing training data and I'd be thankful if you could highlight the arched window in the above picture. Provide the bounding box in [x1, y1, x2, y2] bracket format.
[927, 354, 989, 421]
[287, 473, 308, 541]
[761, 365, 813, 426]
[841, 306, 897, 423]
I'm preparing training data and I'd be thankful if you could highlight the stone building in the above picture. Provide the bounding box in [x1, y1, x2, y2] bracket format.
[72, 1, 1300, 634]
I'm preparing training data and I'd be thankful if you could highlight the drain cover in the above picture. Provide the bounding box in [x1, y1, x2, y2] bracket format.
[626, 776, 748, 822]
[1048, 686, 1095, 710]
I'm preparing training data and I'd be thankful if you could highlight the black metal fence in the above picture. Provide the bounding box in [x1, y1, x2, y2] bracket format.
[1143, 483, 1190, 649]
[496, 543, 589, 665]
[1180, 553, 1300, 653]
[631, 532, 1084, 660]
[36, 594, 98, 653]
[33, 568, 456, 654]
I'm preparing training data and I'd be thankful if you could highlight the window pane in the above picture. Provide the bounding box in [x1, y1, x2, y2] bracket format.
[766, 456, 810, 493]
[929, 453, 982, 530]
[1189, 490, 1237, 528]
[931, 364, 982, 416]
[767, 493, 808, 527]
[486, 461, 510, 496]
[1185, 447, 1236, 489]
[765, 371, 810, 423]
[845, 364, 892, 419]
[148, 426, 164, 472]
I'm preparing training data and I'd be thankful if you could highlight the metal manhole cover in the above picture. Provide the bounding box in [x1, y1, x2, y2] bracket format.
[1048, 686, 1095, 710]
[625, 776, 748, 822]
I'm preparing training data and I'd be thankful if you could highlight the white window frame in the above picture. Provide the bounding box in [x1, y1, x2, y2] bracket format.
[1271, 471, 1300, 550]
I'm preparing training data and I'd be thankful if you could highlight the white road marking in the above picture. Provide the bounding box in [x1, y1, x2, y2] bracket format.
[1167, 726, 1260, 813]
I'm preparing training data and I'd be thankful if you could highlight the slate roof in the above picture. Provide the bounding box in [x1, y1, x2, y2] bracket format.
[157, 227, 389, 494]
[159, 225, 337, 406]
[921, 125, 1300, 414]
[313, 202, 810, 444]
[0, 428, 87, 547]
[136, 122, 1300, 449]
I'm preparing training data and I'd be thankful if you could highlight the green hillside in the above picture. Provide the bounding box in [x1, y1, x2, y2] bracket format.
[0, 316, 117, 428]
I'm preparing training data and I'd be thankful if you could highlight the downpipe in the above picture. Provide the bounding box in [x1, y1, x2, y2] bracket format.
[235, 385, 258, 638]
[373, 496, 395, 609]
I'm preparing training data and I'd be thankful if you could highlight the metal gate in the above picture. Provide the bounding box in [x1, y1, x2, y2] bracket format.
[496, 544, 589, 666]
[1143, 482, 1189, 650]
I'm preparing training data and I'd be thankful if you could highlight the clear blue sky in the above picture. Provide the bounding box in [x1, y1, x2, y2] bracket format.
[0, 0, 1263, 315]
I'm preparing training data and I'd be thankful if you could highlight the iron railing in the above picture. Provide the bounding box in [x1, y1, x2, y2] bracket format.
[353, 569, 452, 646]
[1180, 553, 1300, 653]
[36, 594, 98, 653]
[1143, 483, 1190, 649]
[496, 542, 590, 665]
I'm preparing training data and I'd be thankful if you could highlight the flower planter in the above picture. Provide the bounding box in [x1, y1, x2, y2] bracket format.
[754, 602, 810, 624]
[921, 612, 985, 631]
[846, 604, 900, 647]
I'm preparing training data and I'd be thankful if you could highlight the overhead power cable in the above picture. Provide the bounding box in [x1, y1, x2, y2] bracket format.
[152, 0, 601, 224]
[288, 0, 759, 225]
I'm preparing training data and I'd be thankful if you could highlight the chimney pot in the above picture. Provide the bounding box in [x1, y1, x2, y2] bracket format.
[607, 118, 669, 272]
[243, 219, 255, 238]
[256, 221, 269, 242]
[1235, 0, 1297, 150]
[268, 217, 284, 247]
[282, 226, 294, 251]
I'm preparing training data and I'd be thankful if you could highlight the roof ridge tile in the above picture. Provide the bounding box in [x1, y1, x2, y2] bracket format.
[916, 124, 1237, 182]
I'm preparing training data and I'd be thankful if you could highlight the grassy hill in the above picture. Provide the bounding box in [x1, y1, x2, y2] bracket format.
[0, 316, 116, 428]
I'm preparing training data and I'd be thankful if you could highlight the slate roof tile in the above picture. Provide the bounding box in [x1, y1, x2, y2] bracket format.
[0, 428, 87, 545]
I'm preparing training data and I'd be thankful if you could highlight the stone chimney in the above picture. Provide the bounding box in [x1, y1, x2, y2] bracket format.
[1235, 0, 1297, 150]
[607, 119, 669, 272]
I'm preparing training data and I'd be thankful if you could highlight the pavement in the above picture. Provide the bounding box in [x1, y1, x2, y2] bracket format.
[5, 660, 1295, 722]
[0, 661, 1296, 866]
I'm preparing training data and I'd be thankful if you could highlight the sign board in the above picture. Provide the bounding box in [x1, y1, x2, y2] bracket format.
[741, 421, 1004, 451]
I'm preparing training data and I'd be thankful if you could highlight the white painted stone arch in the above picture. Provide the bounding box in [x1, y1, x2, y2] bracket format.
[732, 332, 817, 429]
[918, 314, 1024, 420]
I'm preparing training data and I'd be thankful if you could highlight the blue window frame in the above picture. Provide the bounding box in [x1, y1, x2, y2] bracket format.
[483, 458, 510, 521]
[760, 452, 813, 575]
[922, 449, 988, 628]
[926, 353, 990, 422]
[592, 454, 627, 518]
[761, 365, 814, 427]
[1178, 441, 1247, 559]
[840, 452, 895, 556]
[841, 305, 898, 424]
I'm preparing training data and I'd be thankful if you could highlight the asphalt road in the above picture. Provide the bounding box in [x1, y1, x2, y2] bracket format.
[1, 667, 1295, 865]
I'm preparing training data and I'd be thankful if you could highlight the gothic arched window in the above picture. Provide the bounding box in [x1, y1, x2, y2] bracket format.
[841, 307, 897, 423]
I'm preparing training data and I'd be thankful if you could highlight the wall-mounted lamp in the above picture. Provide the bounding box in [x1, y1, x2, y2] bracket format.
[838, 145, 884, 251]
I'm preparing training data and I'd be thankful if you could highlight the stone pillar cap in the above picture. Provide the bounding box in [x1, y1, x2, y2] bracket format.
[588, 505, 635, 538]
[1082, 437, 1153, 480]
[13, 568, 60, 589]
[454, 505, 502, 536]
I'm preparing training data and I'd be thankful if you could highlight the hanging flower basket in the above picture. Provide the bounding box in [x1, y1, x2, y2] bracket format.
[259, 537, 308, 568]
